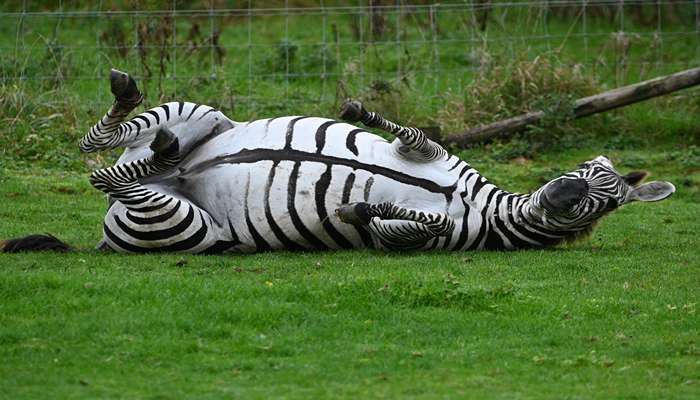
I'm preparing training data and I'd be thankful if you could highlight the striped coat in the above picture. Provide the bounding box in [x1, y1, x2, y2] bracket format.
[81, 71, 676, 254]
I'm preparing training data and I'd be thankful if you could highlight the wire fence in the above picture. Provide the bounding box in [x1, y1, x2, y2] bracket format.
[1, 0, 699, 119]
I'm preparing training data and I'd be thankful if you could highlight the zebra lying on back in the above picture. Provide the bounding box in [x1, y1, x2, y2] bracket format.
[2, 69, 675, 253]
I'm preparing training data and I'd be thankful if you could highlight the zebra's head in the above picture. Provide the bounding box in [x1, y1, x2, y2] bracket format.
[530, 155, 675, 228]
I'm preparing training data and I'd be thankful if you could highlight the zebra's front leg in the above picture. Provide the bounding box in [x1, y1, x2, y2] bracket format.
[336, 202, 455, 250]
[79, 69, 143, 152]
[90, 128, 231, 253]
[339, 100, 448, 162]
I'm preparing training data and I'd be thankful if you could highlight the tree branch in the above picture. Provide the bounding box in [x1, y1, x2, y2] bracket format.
[445, 66, 700, 147]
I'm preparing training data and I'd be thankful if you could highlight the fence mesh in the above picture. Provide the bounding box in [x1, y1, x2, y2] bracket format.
[1, 1, 699, 120]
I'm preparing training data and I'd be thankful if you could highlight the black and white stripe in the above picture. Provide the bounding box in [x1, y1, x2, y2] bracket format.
[80, 101, 223, 153]
[88, 128, 230, 253]
[339, 100, 448, 162]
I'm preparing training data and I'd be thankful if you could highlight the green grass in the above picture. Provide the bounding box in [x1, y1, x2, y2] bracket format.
[1, 147, 699, 399]
[2, 3, 700, 398]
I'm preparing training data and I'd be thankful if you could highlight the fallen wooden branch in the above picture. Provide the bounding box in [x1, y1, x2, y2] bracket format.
[444, 66, 700, 147]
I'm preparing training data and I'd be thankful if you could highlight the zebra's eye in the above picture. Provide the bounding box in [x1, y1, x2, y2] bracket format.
[577, 162, 591, 169]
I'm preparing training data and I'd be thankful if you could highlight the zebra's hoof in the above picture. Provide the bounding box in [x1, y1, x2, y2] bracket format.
[110, 68, 142, 107]
[151, 127, 179, 155]
[335, 203, 371, 225]
[339, 100, 366, 123]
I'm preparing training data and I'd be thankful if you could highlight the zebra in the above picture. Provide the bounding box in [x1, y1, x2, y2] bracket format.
[1, 69, 675, 253]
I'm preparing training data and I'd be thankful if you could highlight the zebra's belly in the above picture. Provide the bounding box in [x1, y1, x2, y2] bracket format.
[178, 116, 461, 193]
[148, 116, 468, 251]
[177, 157, 456, 251]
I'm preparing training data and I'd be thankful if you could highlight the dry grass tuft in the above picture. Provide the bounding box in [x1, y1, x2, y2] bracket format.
[437, 52, 600, 133]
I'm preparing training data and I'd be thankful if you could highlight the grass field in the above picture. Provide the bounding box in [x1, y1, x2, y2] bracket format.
[2, 147, 699, 398]
[2, 2, 700, 399]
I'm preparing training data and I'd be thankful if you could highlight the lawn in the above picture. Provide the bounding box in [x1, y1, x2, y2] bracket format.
[1, 2, 700, 399]
[1, 146, 699, 398]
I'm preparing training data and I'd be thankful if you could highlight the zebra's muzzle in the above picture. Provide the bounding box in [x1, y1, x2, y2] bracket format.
[335, 203, 372, 226]
[540, 178, 589, 214]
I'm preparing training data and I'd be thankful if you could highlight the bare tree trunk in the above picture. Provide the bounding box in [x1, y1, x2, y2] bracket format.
[445, 66, 700, 147]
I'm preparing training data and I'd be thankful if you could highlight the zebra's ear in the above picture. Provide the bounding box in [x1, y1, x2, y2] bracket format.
[628, 181, 675, 202]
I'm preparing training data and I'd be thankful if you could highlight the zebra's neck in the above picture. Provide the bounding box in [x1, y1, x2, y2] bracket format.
[512, 197, 592, 248]
[468, 183, 590, 250]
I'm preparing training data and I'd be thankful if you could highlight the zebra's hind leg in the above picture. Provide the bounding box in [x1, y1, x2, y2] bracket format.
[79, 69, 144, 152]
[336, 202, 455, 250]
[339, 100, 447, 162]
[81, 69, 233, 156]
[90, 128, 232, 253]
[110, 68, 143, 113]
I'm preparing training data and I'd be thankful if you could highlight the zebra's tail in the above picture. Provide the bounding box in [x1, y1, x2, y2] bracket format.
[1, 234, 73, 253]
